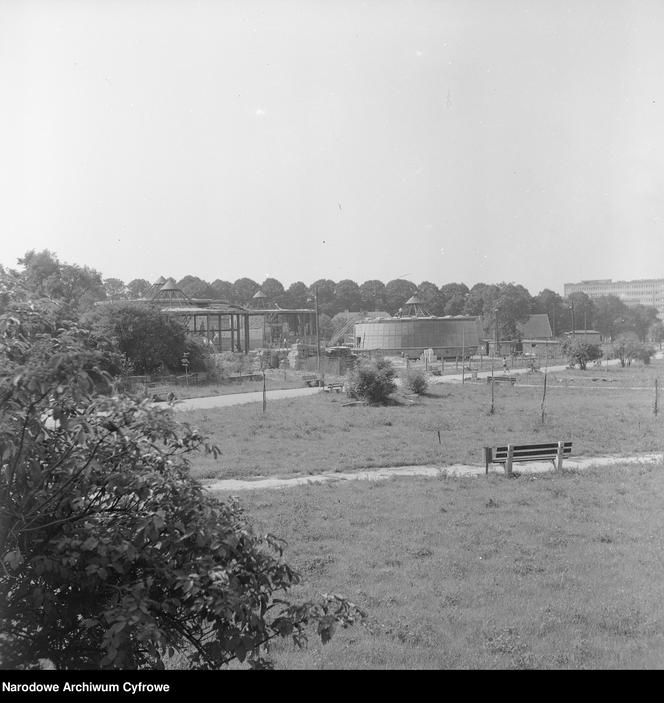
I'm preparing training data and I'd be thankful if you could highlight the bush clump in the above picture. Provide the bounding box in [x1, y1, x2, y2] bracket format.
[562, 339, 603, 370]
[403, 369, 427, 394]
[0, 291, 363, 670]
[347, 358, 397, 404]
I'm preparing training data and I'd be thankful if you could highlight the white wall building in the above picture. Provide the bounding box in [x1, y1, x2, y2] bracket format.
[563, 278, 664, 316]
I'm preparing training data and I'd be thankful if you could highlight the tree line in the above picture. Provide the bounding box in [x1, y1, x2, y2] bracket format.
[6, 249, 663, 344]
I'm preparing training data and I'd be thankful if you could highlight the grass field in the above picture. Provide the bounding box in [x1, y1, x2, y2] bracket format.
[216, 463, 664, 669]
[183, 360, 664, 480]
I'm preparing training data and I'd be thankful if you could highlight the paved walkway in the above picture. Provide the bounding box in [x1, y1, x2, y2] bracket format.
[204, 452, 664, 492]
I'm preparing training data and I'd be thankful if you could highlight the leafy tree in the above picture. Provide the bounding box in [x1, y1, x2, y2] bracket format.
[593, 295, 628, 341]
[177, 276, 215, 299]
[308, 280, 337, 317]
[417, 281, 446, 316]
[103, 278, 127, 301]
[359, 280, 386, 312]
[403, 369, 427, 394]
[444, 294, 466, 315]
[16, 250, 106, 315]
[622, 304, 659, 342]
[210, 279, 233, 302]
[495, 283, 533, 340]
[566, 292, 596, 333]
[635, 343, 655, 365]
[533, 289, 566, 336]
[261, 278, 285, 306]
[384, 279, 417, 315]
[649, 320, 664, 349]
[347, 358, 397, 404]
[439, 282, 469, 303]
[89, 303, 199, 375]
[15, 249, 61, 295]
[282, 281, 309, 309]
[318, 313, 334, 340]
[231, 278, 260, 305]
[463, 283, 494, 317]
[126, 278, 152, 300]
[612, 335, 641, 367]
[477, 283, 532, 342]
[0, 301, 362, 670]
[562, 339, 603, 370]
[334, 280, 361, 312]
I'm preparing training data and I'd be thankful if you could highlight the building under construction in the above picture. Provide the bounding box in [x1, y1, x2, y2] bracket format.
[354, 295, 483, 359]
[115, 277, 317, 353]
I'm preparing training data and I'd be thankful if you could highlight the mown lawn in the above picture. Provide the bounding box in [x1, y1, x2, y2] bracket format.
[182, 360, 664, 480]
[218, 463, 664, 669]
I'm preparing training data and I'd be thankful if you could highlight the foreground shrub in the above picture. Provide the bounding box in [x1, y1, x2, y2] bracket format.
[347, 358, 397, 403]
[88, 303, 191, 375]
[403, 369, 427, 394]
[612, 336, 655, 366]
[637, 344, 655, 365]
[562, 339, 603, 370]
[0, 301, 363, 670]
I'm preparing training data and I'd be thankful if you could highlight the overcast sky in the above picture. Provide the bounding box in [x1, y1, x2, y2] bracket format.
[1, 0, 663, 295]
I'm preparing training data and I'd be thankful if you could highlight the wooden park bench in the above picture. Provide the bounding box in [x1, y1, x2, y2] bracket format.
[484, 441, 573, 476]
[302, 374, 320, 387]
[487, 375, 517, 386]
[323, 382, 344, 393]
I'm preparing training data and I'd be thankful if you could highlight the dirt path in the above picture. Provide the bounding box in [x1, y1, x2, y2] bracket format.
[155, 386, 320, 412]
[203, 452, 664, 492]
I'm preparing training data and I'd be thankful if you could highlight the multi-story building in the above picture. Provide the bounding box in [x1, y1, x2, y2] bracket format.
[563, 278, 664, 316]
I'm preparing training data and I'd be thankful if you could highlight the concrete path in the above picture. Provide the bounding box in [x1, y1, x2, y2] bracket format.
[204, 452, 664, 492]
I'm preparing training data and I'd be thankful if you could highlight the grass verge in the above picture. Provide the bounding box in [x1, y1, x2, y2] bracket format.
[216, 463, 664, 669]
[183, 362, 664, 480]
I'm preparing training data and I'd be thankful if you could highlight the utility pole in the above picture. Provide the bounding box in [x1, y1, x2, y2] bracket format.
[584, 307, 587, 337]
[494, 306, 499, 359]
[315, 284, 322, 385]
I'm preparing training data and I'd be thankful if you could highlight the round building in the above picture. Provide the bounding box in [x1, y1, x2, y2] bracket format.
[354, 315, 482, 359]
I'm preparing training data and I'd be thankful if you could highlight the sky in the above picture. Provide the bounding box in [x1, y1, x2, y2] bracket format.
[1, 0, 663, 296]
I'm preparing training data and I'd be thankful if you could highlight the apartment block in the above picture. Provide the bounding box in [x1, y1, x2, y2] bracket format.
[563, 278, 664, 316]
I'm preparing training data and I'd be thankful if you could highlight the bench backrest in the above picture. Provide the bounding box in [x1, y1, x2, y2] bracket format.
[486, 441, 572, 464]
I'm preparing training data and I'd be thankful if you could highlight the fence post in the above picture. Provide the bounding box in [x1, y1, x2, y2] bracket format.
[262, 371, 267, 414]
[655, 378, 659, 417]
[506, 444, 514, 477]
[540, 371, 548, 424]
[556, 440, 564, 472]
